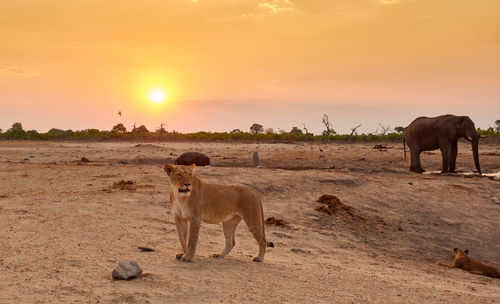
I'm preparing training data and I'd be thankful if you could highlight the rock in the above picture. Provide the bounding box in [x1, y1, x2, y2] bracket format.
[138, 246, 155, 252]
[112, 260, 142, 280]
[175, 152, 210, 166]
[291, 248, 312, 255]
[80, 157, 91, 162]
[252, 152, 259, 167]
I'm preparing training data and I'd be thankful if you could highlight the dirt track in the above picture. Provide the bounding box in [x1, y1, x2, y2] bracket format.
[1, 141, 500, 303]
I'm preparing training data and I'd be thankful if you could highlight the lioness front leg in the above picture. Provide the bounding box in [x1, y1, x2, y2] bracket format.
[182, 218, 201, 262]
[174, 215, 188, 260]
[213, 215, 241, 258]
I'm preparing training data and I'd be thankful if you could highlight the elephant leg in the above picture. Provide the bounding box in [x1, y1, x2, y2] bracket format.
[439, 140, 452, 173]
[410, 147, 424, 173]
[449, 141, 458, 173]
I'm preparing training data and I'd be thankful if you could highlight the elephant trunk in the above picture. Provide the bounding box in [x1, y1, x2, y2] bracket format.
[471, 138, 481, 175]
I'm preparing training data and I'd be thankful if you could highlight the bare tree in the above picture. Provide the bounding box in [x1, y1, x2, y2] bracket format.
[495, 119, 500, 132]
[347, 124, 361, 142]
[377, 123, 391, 136]
[322, 114, 336, 138]
[156, 123, 168, 134]
[301, 123, 308, 134]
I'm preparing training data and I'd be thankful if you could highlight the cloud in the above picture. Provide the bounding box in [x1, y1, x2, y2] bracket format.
[258, 0, 295, 13]
[0, 65, 39, 76]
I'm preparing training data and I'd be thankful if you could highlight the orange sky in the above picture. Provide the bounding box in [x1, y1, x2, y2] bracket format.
[1, 0, 499, 134]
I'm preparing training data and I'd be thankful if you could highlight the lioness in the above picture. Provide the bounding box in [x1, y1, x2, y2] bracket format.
[164, 163, 272, 262]
[436, 248, 500, 278]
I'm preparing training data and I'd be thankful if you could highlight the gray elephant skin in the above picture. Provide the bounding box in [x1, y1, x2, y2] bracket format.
[404, 114, 481, 174]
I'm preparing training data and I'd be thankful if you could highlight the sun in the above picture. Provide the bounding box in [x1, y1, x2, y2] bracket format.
[150, 89, 167, 103]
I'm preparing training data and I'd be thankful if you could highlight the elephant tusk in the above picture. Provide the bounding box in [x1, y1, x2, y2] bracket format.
[467, 136, 473, 141]
[480, 135, 488, 139]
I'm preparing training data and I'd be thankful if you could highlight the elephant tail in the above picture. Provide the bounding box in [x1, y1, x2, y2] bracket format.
[403, 137, 406, 159]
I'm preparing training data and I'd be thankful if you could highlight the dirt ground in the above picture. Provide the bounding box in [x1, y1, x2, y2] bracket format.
[1, 140, 500, 303]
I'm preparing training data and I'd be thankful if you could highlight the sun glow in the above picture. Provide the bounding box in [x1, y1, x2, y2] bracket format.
[150, 89, 167, 103]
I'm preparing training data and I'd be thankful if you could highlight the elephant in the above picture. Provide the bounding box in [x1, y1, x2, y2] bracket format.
[403, 114, 481, 174]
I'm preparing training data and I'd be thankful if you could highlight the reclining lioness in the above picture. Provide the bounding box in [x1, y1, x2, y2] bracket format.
[437, 248, 500, 278]
[164, 164, 272, 262]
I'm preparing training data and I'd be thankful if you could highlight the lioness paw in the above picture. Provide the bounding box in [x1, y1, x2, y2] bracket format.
[175, 253, 184, 260]
[212, 253, 223, 258]
[252, 257, 263, 262]
[181, 256, 193, 262]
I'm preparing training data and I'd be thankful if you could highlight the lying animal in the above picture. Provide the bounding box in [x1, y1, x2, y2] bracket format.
[436, 248, 500, 278]
[175, 152, 210, 166]
[164, 163, 273, 262]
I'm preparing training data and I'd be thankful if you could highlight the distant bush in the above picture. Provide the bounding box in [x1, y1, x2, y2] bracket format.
[1, 122, 498, 143]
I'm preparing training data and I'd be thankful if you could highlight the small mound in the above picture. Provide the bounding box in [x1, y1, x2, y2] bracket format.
[112, 180, 137, 190]
[265, 216, 290, 228]
[315, 194, 365, 222]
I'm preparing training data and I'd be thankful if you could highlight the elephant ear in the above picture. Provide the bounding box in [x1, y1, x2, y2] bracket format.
[456, 116, 471, 135]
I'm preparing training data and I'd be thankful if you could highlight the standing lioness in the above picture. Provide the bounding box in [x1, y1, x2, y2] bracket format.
[164, 164, 271, 262]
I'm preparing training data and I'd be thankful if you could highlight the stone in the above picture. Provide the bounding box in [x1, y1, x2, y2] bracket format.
[252, 152, 259, 167]
[112, 260, 142, 280]
[175, 152, 210, 166]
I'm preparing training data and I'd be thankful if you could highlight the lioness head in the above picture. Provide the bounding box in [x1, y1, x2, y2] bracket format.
[164, 164, 196, 196]
[453, 248, 469, 258]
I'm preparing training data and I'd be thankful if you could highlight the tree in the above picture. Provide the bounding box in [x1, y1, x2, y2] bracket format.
[347, 124, 362, 142]
[265, 128, 275, 134]
[301, 123, 309, 134]
[155, 123, 167, 134]
[9, 122, 24, 133]
[112, 123, 127, 133]
[250, 123, 264, 134]
[495, 119, 500, 132]
[322, 114, 336, 137]
[47, 128, 65, 139]
[132, 125, 149, 134]
[290, 127, 303, 135]
[230, 129, 242, 133]
[394, 126, 405, 134]
[5, 122, 26, 138]
[377, 123, 391, 136]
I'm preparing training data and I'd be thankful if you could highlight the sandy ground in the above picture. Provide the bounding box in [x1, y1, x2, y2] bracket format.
[1, 140, 500, 303]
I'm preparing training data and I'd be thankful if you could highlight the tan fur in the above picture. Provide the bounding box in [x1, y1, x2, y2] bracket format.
[163, 164, 269, 262]
[436, 248, 500, 279]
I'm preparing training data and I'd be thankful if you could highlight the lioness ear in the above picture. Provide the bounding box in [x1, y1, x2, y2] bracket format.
[453, 248, 458, 253]
[189, 163, 196, 172]
[164, 164, 175, 175]
[465, 249, 469, 255]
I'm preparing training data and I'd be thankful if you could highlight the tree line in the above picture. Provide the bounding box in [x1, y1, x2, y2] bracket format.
[1, 117, 499, 142]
